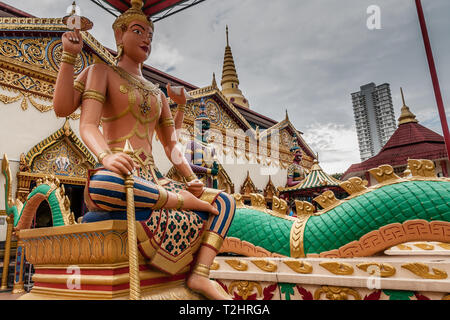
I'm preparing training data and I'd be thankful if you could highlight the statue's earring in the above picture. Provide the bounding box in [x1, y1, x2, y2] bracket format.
[115, 43, 124, 63]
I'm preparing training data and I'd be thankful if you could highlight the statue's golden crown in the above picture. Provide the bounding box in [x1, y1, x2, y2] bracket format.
[112, 0, 154, 31]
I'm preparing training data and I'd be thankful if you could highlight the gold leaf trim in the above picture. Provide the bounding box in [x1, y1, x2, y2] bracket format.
[356, 262, 396, 278]
[283, 260, 313, 274]
[401, 263, 447, 280]
[251, 260, 277, 273]
[319, 262, 354, 275]
[225, 259, 248, 272]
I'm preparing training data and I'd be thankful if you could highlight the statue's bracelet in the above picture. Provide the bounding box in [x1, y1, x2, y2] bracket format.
[175, 193, 184, 210]
[184, 173, 198, 183]
[97, 150, 112, 164]
[177, 104, 186, 112]
[61, 51, 78, 66]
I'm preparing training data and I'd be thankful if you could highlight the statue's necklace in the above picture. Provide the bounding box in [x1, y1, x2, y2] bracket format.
[113, 66, 160, 115]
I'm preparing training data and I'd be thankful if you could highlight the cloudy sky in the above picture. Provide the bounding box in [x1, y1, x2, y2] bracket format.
[5, 0, 450, 174]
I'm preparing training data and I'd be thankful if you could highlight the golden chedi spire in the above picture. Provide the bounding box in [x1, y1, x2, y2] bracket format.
[220, 26, 250, 108]
[398, 88, 419, 125]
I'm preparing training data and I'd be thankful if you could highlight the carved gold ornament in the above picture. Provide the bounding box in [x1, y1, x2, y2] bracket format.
[356, 262, 396, 278]
[401, 263, 448, 280]
[438, 243, 450, 250]
[397, 244, 412, 250]
[232, 194, 245, 208]
[369, 165, 402, 184]
[272, 196, 288, 215]
[294, 200, 315, 216]
[414, 243, 434, 250]
[339, 177, 368, 195]
[251, 260, 277, 273]
[319, 262, 354, 275]
[283, 261, 313, 274]
[225, 259, 248, 272]
[228, 281, 262, 300]
[408, 159, 436, 178]
[250, 193, 266, 210]
[289, 213, 311, 258]
[210, 261, 220, 271]
[313, 190, 340, 210]
[314, 286, 361, 300]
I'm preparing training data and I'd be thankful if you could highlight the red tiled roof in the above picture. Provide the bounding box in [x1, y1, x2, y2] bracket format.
[343, 122, 447, 178]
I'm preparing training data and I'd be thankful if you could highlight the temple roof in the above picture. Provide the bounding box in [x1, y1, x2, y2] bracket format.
[279, 160, 340, 192]
[343, 95, 447, 179]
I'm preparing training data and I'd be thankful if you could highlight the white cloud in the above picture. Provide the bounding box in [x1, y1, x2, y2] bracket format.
[303, 123, 361, 174]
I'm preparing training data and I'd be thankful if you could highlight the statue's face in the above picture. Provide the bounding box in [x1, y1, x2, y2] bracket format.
[294, 150, 302, 162]
[121, 20, 153, 63]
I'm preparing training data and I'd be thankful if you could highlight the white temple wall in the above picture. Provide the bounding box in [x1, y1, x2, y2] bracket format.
[0, 91, 77, 240]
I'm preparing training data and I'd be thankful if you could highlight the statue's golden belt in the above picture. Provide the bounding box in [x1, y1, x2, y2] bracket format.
[110, 147, 160, 184]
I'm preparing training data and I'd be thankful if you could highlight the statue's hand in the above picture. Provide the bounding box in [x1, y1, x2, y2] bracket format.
[210, 162, 219, 176]
[179, 190, 218, 216]
[102, 152, 135, 176]
[166, 83, 187, 105]
[186, 179, 204, 198]
[61, 28, 83, 56]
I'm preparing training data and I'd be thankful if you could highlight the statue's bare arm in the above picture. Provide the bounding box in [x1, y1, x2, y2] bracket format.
[53, 29, 87, 117]
[156, 92, 195, 178]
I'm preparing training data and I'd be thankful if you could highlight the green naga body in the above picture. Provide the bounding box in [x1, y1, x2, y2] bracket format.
[226, 179, 450, 258]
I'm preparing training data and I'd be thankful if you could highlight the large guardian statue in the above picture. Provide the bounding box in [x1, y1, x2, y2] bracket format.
[52, 0, 235, 300]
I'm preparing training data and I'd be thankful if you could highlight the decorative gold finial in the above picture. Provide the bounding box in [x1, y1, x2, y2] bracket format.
[212, 72, 217, 88]
[400, 87, 406, 106]
[226, 25, 229, 46]
[398, 88, 418, 125]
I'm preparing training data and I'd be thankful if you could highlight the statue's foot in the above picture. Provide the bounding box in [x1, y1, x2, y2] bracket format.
[186, 273, 232, 300]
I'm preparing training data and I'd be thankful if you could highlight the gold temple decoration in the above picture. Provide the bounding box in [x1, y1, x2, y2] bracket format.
[339, 177, 368, 195]
[314, 286, 361, 300]
[228, 281, 262, 300]
[251, 260, 277, 273]
[210, 261, 220, 271]
[319, 262, 354, 276]
[401, 263, 448, 280]
[398, 88, 419, 125]
[313, 190, 340, 211]
[294, 200, 315, 216]
[232, 193, 245, 208]
[408, 159, 436, 178]
[356, 262, 396, 278]
[271, 196, 288, 215]
[283, 261, 313, 274]
[414, 243, 434, 251]
[369, 165, 402, 184]
[289, 213, 311, 258]
[225, 259, 248, 272]
[438, 243, 450, 250]
[397, 244, 412, 250]
[250, 193, 266, 211]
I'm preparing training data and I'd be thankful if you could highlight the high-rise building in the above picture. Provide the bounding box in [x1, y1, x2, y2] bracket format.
[351, 83, 397, 161]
